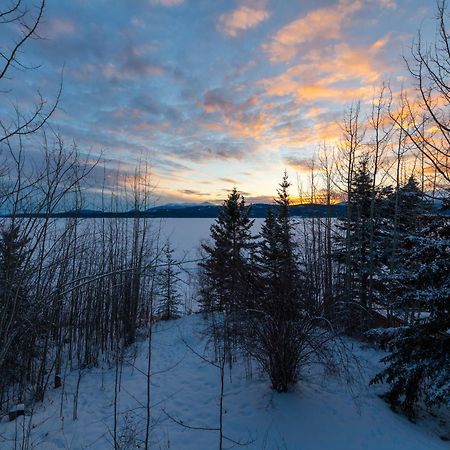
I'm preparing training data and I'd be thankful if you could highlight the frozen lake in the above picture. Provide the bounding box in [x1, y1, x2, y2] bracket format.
[156, 217, 264, 258]
[153, 218, 265, 309]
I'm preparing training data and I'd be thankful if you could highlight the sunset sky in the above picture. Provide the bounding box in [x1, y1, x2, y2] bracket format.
[3, 0, 437, 205]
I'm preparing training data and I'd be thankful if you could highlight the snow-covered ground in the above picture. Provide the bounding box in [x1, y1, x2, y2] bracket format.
[1, 314, 448, 450]
[1, 218, 447, 449]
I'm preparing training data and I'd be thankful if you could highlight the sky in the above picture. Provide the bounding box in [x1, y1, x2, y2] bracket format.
[1, 0, 438, 206]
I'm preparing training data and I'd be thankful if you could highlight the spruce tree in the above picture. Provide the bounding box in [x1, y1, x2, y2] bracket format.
[198, 188, 255, 368]
[371, 186, 449, 418]
[334, 159, 383, 333]
[199, 188, 254, 314]
[247, 173, 307, 393]
[157, 242, 181, 321]
[376, 176, 432, 318]
[258, 172, 299, 319]
[0, 223, 34, 400]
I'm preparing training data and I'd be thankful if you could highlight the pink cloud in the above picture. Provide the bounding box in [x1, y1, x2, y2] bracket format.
[378, 0, 397, 9]
[218, 5, 270, 37]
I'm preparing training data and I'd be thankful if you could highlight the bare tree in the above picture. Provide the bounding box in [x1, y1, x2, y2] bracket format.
[399, 0, 450, 182]
[0, 0, 61, 145]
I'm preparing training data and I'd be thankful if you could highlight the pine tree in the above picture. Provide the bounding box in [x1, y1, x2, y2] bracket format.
[376, 176, 432, 319]
[156, 242, 181, 321]
[258, 172, 299, 319]
[246, 173, 308, 393]
[0, 223, 34, 400]
[334, 159, 384, 333]
[199, 188, 255, 314]
[198, 188, 255, 368]
[371, 185, 449, 418]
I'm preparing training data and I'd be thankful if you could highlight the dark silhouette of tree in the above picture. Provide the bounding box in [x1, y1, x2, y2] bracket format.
[0, 223, 35, 402]
[334, 159, 380, 333]
[0, 0, 61, 146]
[398, 0, 450, 182]
[199, 188, 254, 314]
[157, 242, 181, 321]
[244, 172, 327, 393]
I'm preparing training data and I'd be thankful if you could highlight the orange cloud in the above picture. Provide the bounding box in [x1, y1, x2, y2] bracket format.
[259, 36, 390, 104]
[218, 5, 270, 37]
[262, 0, 363, 62]
[305, 107, 329, 118]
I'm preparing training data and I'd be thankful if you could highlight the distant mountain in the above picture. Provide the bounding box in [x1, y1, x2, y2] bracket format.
[136, 202, 348, 218]
[0, 203, 346, 218]
[2, 200, 447, 219]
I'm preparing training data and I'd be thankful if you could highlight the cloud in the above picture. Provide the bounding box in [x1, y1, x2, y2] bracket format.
[44, 18, 76, 38]
[262, 0, 363, 62]
[150, 0, 184, 6]
[101, 63, 164, 81]
[259, 36, 391, 105]
[100, 43, 165, 81]
[219, 177, 239, 184]
[218, 5, 270, 37]
[378, 0, 396, 9]
[179, 189, 207, 196]
[284, 156, 314, 172]
[10, 0, 418, 205]
[200, 88, 275, 141]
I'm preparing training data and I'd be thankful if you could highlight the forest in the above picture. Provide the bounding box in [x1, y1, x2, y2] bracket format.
[0, 0, 449, 449]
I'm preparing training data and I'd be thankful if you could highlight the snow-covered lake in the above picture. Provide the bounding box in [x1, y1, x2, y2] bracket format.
[155, 217, 264, 257]
[149, 218, 264, 310]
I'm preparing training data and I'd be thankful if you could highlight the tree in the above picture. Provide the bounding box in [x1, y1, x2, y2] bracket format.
[258, 172, 300, 319]
[198, 187, 255, 370]
[0, 0, 60, 146]
[0, 222, 35, 401]
[245, 172, 317, 393]
[371, 210, 450, 418]
[373, 177, 432, 322]
[199, 188, 254, 314]
[157, 242, 181, 321]
[334, 159, 384, 333]
[398, 0, 450, 182]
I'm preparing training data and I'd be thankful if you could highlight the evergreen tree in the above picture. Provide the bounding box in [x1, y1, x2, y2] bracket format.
[334, 159, 384, 333]
[246, 173, 309, 393]
[370, 181, 449, 417]
[371, 212, 450, 418]
[157, 242, 181, 321]
[198, 188, 255, 368]
[258, 172, 299, 319]
[199, 188, 254, 313]
[376, 176, 433, 319]
[0, 223, 34, 398]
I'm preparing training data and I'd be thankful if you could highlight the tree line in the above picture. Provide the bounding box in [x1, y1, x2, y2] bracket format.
[198, 165, 448, 419]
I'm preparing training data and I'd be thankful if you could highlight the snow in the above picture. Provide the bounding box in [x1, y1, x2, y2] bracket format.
[1, 314, 448, 450]
[0, 218, 447, 448]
